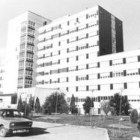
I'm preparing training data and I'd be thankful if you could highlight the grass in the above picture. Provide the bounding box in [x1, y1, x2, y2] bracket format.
[33, 114, 140, 140]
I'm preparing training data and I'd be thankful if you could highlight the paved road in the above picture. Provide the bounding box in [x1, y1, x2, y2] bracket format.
[1, 121, 109, 140]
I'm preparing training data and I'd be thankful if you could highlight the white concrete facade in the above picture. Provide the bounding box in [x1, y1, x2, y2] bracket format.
[4, 11, 51, 94]
[36, 6, 140, 114]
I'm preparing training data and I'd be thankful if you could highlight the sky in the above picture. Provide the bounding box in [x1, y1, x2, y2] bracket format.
[0, 0, 140, 64]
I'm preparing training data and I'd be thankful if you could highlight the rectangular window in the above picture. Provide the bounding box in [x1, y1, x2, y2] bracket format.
[61, 40, 67, 45]
[60, 77, 67, 83]
[60, 58, 67, 64]
[61, 30, 68, 36]
[88, 31, 97, 37]
[52, 51, 59, 56]
[69, 46, 77, 52]
[79, 86, 86, 91]
[69, 57, 76, 62]
[101, 84, 110, 90]
[88, 21, 97, 27]
[52, 60, 59, 65]
[69, 66, 76, 71]
[69, 19, 76, 26]
[89, 85, 98, 90]
[126, 56, 138, 63]
[52, 33, 59, 39]
[112, 59, 123, 65]
[78, 64, 86, 70]
[113, 83, 124, 89]
[79, 54, 86, 61]
[45, 53, 51, 57]
[78, 75, 87, 81]
[69, 28, 77, 33]
[89, 74, 97, 80]
[89, 63, 98, 68]
[46, 27, 52, 32]
[100, 61, 109, 67]
[61, 22, 67, 29]
[78, 44, 87, 50]
[127, 82, 139, 89]
[126, 69, 139, 75]
[69, 77, 76, 82]
[69, 87, 76, 92]
[78, 24, 87, 30]
[79, 15, 86, 22]
[88, 12, 97, 18]
[59, 68, 68, 73]
[52, 25, 60, 30]
[69, 37, 77, 43]
[78, 34, 86, 40]
[100, 72, 110, 78]
[89, 53, 97, 59]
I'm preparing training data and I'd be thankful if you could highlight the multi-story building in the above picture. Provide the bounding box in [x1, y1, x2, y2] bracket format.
[0, 64, 5, 94]
[36, 5, 125, 113]
[2, 5, 140, 113]
[4, 11, 51, 94]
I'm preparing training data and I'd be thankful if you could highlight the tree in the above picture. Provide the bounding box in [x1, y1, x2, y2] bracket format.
[109, 93, 131, 115]
[11, 94, 17, 104]
[137, 119, 140, 131]
[43, 92, 69, 114]
[35, 97, 40, 113]
[29, 96, 34, 111]
[83, 96, 94, 115]
[17, 96, 31, 116]
[130, 109, 138, 123]
[101, 101, 111, 116]
[70, 94, 77, 114]
[17, 96, 24, 112]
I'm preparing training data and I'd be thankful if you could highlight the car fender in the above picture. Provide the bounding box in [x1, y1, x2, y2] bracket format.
[0, 118, 10, 129]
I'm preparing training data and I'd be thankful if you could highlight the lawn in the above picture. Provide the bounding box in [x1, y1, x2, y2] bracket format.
[33, 114, 140, 140]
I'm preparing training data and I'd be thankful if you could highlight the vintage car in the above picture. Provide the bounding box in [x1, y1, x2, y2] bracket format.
[0, 108, 33, 137]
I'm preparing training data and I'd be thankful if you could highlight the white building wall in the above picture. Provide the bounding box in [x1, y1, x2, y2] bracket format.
[4, 11, 51, 94]
[36, 5, 140, 114]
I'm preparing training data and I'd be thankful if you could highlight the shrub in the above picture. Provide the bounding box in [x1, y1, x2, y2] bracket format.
[101, 101, 111, 116]
[130, 109, 138, 123]
[137, 119, 140, 131]
[83, 96, 94, 115]
[110, 94, 131, 115]
[43, 92, 69, 114]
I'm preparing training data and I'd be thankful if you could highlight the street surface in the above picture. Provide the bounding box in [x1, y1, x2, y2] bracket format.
[1, 121, 109, 140]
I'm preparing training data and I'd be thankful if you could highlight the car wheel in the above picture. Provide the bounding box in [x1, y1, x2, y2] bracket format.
[0, 126, 7, 137]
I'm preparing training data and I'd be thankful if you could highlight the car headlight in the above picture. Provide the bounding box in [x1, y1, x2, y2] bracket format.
[10, 123, 15, 126]
[28, 122, 32, 126]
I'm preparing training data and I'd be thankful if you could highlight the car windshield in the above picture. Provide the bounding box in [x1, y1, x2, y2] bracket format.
[0, 110, 21, 117]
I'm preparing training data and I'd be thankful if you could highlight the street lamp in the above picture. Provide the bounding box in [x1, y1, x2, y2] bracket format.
[55, 89, 60, 124]
[90, 90, 94, 127]
[119, 88, 124, 137]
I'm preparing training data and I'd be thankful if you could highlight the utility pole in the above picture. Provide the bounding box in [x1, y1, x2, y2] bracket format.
[90, 90, 94, 127]
[55, 89, 60, 124]
[119, 89, 124, 137]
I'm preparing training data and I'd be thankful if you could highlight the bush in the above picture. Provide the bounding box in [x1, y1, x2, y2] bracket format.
[101, 101, 111, 116]
[130, 109, 138, 123]
[43, 92, 69, 114]
[110, 94, 131, 115]
[83, 96, 94, 115]
[137, 119, 140, 131]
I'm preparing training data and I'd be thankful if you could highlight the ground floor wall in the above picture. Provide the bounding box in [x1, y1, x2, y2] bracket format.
[66, 89, 140, 115]
[2, 87, 140, 115]
[0, 95, 17, 108]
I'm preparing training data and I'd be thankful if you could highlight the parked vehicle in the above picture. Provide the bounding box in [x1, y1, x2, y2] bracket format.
[0, 108, 33, 137]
